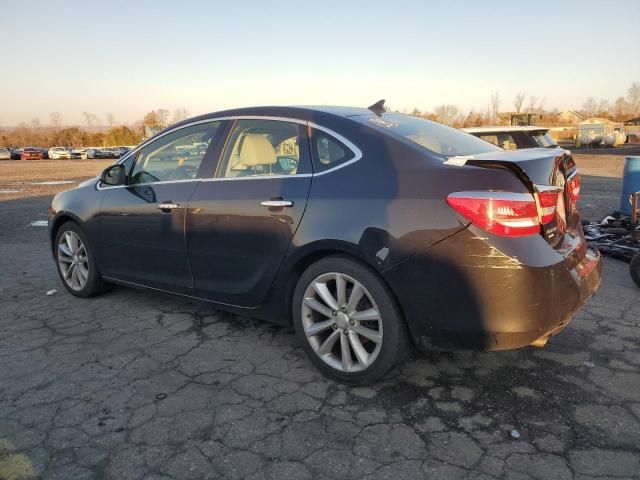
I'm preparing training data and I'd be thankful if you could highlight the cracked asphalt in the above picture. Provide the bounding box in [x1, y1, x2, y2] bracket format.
[1, 192, 639, 480]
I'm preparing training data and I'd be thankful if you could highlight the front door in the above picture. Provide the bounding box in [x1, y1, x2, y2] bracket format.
[186, 118, 312, 307]
[96, 120, 223, 293]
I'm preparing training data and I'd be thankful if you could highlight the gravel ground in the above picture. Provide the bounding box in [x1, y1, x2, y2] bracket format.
[0, 152, 638, 479]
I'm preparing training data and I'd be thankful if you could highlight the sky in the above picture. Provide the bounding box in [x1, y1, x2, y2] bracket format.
[1, 0, 639, 126]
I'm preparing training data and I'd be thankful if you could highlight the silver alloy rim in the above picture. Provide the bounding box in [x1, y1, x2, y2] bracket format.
[57, 231, 89, 291]
[301, 272, 383, 373]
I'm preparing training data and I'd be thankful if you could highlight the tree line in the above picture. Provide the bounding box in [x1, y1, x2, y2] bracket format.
[2, 82, 639, 147]
[0, 108, 190, 148]
[399, 81, 640, 127]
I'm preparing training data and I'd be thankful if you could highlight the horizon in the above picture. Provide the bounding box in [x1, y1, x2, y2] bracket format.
[1, 0, 639, 126]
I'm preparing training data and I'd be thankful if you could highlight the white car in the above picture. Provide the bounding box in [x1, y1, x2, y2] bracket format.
[70, 148, 95, 160]
[48, 147, 71, 159]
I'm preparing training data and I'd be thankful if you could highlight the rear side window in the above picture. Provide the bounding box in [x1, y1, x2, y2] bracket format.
[310, 130, 355, 173]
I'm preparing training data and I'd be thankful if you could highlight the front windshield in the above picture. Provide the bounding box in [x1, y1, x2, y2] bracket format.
[362, 114, 501, 158]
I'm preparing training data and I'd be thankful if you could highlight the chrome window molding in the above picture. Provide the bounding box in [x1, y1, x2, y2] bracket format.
[100, 115, 364, 190]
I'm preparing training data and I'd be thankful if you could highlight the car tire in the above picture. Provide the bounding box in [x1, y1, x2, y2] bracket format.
[292, 255, 411, 385]
[631, 252, 640, 288]
[54, 222, 109, 298]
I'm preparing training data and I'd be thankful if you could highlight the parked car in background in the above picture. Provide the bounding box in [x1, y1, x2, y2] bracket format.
[462, 126, 560, 150]
[21, 147, 44, 160]
[70, 148, 95, 160]
[48, 104, 601, 384]
[11, 148, 24, 160]
[48, 147, 71, 159]
[0, 147, 11, 160]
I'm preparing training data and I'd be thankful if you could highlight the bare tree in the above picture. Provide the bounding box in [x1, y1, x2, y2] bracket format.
[171, 108, 190, 124]
[627, 82, 640, 117]
[30, 118, 41, 130]
[513, 92, 526, 113]
[50, 112, 62, 129]
[489, 92, 500, 121]
[526, 95, 539, 113]
[433, 104, 460, 126]
[613, 97, 629, 120]
[597, 99, 611, 117]
[156, 109, 170, 128]
[582, 98, 598, 117]
[82, 112, 94, 127]
[106, 112, 116, 127]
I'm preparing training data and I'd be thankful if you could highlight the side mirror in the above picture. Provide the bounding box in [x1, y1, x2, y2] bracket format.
[100, 164, 125, 186]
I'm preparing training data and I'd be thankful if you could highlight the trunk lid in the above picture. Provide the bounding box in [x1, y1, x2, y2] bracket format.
[463, 148, 581, 250]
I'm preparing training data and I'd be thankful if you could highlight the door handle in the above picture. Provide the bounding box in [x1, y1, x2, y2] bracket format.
[157, 202, 180, 211]
[260, 200, 293, 208]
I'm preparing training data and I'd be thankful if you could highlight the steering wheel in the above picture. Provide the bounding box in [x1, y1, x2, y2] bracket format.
[278, 156, 298, 172]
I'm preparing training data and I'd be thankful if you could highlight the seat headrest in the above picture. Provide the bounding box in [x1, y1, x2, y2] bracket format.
[239, 135, 277, 166]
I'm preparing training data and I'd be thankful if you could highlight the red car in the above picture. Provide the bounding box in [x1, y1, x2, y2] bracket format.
[21, 147, 44, 160]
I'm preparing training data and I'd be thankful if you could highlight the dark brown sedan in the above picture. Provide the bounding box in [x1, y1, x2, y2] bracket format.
[48, 104, 602, 384]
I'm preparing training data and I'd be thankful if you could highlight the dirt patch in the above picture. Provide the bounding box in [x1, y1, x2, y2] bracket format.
[0, 160, 112, 200]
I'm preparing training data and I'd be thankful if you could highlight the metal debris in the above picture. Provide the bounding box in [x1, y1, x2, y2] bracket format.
[583, 361, 595, 368]
[510, 429, 521, 439]
[30, 220, 48, 227]
[46, 290, 57, 296]
[155, 393, 167, 400]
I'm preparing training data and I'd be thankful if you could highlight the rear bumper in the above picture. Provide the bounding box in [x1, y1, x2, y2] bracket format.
[383, 227, 602, 351]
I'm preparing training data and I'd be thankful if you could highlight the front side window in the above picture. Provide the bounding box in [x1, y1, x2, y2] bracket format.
[129, 122, 220, 185]
[216, 119, 308, 178]
[359, 114, 501, 158]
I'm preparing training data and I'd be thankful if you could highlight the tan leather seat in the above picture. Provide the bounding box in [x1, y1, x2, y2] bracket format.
[238, 135, 277, 169]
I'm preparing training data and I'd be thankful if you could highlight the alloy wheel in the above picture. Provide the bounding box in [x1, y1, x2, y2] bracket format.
[301, 272, 383, 372]
[57, 231, 89, 291]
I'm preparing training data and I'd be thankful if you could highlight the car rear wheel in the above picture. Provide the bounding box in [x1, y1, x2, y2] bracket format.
[293, 255, 410, 385]
[55, 222, 109, 297]
[631, 252, 640, 288]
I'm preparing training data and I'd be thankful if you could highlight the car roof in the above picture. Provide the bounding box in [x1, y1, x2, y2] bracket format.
[462, 125, 549, 133]
[169, 105, 377, 130]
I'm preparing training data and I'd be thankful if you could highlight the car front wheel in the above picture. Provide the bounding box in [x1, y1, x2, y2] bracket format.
[54, 222, 109, 297]
[293, 255, 410, 385]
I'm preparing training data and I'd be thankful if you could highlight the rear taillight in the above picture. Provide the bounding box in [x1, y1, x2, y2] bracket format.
[447, 191, 541, 237]
[536, 189, 560, 225]
[567, 173, 580, 202]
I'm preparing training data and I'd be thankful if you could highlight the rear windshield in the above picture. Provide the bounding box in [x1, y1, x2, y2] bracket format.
[532, 132, 558, 148]
[362, 114, 501, 158]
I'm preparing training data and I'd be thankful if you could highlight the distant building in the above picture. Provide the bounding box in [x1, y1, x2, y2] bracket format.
[557, 110, 585, 124]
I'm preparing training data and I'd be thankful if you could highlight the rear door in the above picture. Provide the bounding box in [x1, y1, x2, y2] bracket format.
[96, 121, 224, 293]
[186, 118, 312, 307]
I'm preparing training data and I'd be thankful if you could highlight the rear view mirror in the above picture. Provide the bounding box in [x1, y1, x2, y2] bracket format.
[100, 164, 125, 186]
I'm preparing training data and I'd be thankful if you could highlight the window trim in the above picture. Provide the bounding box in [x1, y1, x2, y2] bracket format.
[98, 116, 362, 190]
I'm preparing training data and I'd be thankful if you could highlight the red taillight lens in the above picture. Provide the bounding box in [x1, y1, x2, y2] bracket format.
[536, 191, 559, 224]
[447, 191, 540, 237]
[567, 174, 580, 202]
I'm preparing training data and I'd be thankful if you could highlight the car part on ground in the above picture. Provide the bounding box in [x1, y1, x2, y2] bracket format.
[631, 252, 640, 287]
[48, 104, 602, 383]
[584, 192, 640, 287]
